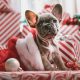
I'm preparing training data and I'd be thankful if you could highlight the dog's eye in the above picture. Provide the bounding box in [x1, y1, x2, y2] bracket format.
[52, 19, 57, 23]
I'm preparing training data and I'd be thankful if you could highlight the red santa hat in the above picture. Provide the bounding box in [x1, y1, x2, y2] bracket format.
[7, 36, 18, 49]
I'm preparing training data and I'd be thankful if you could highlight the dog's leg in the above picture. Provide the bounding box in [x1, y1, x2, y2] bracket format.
[52, 52, 68, 70]
[41, 55, 55, 70]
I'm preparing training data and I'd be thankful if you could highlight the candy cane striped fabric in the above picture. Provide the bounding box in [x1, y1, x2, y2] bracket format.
[57, 25, 80, 63]
[4, 0, 8, 4]
[0, 12, 20, 46]
[59, 25, 79, 36]
[54, 35, 77, 63]
[0, 0, 21, 46]
[0, 0, 10, 12]
[0, 45, 7, 50]
[21, 25, 29, 37]
[59, 25, 80, 44]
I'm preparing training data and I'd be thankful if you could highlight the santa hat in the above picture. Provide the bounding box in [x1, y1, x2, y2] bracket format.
[7, 36, 18, 49]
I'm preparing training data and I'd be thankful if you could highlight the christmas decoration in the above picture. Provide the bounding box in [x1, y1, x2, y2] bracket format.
[5, 58, 20, 71]
[62, 16, 80, 25]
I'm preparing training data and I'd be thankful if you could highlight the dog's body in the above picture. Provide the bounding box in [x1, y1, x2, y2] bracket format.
[35, 13, 67, 70]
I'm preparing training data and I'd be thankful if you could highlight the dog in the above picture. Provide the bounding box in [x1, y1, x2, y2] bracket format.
[35, 13, 67, 70]
[16, 4, 67, 71]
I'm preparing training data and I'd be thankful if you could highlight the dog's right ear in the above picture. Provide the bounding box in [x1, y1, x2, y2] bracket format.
[25, 10, 38, 28]
[52, 4, 62, 22]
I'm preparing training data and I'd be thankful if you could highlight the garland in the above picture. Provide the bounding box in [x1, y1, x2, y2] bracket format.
[62, 17, 80, 25]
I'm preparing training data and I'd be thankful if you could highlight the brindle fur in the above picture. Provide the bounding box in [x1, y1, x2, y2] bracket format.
[35, 13, 67, 70]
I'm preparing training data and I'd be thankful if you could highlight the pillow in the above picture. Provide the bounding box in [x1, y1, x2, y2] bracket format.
[0, 0, 11, 12]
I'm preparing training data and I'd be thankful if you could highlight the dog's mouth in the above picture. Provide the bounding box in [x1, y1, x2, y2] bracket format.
[44, 34, 55, 40]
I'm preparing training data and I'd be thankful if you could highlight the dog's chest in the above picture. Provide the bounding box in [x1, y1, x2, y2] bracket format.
[38, 39, 56, 61]
[43, 40, 55, 54]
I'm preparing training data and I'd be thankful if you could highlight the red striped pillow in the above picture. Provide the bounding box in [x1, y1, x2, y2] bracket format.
[4, 0, 8, 4]
[0, 0, 11, 13]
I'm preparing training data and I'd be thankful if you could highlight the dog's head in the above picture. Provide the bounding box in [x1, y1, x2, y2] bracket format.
[36, 13, 59, 40]
[36, 4, 62, 40]
[25, 4, 62, 40]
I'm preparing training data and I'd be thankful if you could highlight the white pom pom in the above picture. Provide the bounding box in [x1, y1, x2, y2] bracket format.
[5, 58, 20, 71]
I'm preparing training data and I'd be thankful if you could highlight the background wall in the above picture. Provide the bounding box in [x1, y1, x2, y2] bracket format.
[9, 0, 21, 12]
[10, 0, 80, 19]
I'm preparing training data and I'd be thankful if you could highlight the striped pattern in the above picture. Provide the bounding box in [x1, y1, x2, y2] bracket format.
[57, 25, 80, 63]
[0, 12, 20, 46]
[21, 25, 30, 37]
[73, 31, 80, 43]
[0, 0, 10, 12]
[59, 39, 77, 63]
[0, 45, 7, 50]
[4, 0, 8, 4]
[59, 25, 79, 36]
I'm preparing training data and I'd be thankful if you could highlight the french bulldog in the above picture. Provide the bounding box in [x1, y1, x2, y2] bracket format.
[35, 4, 67, 70]
[15, 4, 67, 71]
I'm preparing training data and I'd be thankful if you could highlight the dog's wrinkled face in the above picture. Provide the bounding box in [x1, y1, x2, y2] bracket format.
[36, 13, 59, 40]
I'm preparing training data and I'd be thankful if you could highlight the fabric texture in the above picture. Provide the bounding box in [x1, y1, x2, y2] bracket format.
[0, 37, 26, 71]
[16, 33, 44, 71]
[0, 0, 11, 13]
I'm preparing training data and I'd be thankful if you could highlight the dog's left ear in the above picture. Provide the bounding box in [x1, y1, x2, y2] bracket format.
[52, 4, 62, 22]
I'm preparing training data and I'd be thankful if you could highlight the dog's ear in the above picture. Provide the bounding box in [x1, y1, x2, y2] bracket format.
[52, 4, 62, 22]
[25, 10, 38, 28]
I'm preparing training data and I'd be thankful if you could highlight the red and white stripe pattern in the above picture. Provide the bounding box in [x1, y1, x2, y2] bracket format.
[0, 12, 20, 45]
[4, 0, 8, 4]
[59, 25, 80, 36]
[73, 31, 80, 43]
[57, 25, 80, 63]
[21, 25, 30, 37]
[59, 25, 80, 45]
[0, 0, 20, 46]
[59, 39, 77, 63]
[0, 0, 10, 12]
[0, 45, 7, 50]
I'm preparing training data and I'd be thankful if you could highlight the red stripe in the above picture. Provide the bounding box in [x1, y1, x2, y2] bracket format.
[1, 16, 20, 35]
[59, 41, 75, 56]
[0, 5, 4, 10]
[60, 26, 68, 34]
[75, 35, 80, 41]
[0, 12, 20, 26]
[24, 25, 30, 32]
[66, 41, 73, 48]
[4, 0, 8, 4]
[0, 13, 6, 19]
[1, 23, 20, 45]
[23, 29, 28, 36]
[64, 25, 74, 35]
[0, 21, 20, 41]
[0, 13, 20, 31]
[0, 13, 13, 26]
[59, 48, 75, 61]
[70, 27, 79, 35]
[62, 57, 68, 63]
